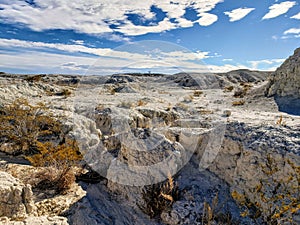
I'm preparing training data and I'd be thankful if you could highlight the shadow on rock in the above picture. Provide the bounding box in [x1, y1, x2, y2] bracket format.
[274, 96, 300, 116]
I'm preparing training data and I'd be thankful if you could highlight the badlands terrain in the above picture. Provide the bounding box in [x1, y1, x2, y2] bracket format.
[0, 48, 299, 225]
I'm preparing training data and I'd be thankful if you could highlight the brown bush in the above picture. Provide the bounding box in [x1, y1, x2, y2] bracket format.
[0, 98, 82, 194]
[232, 100, 245, 106]
[0, 98, 62, 155]
[33, 163, 76, 194]
[139, 174, 179, 218]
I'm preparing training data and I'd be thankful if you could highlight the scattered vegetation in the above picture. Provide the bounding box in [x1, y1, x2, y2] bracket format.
[223, 86, 234, 92]
[31, 161, 77, 194]
[0, 98, 82, 194]
[0, 98, 62, 155]
[233, 83, 253, 98]
[57, 88, 72, 97]
[232, 154, 300, 224]
[276, 115, 286, 126]
[25, 74, 43, 83]
[199, 109, 214, 115]
[137, 99, 147, 107]
[232, 100, 245, 106]
[139, 173, 179, 218]
[193, 90, 203, 97]
[26, 138, 82, 167]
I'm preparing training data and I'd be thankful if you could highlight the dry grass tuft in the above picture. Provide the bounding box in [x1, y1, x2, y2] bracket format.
[194, 90, 203, 97]
[232, 100, 245, 106]
[139, 173, 179, 218]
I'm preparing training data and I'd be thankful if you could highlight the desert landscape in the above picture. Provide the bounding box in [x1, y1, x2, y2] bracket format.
[0, 47, 299, 225]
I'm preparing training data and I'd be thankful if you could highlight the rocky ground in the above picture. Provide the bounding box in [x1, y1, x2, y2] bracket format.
[0, 48, 299, 225]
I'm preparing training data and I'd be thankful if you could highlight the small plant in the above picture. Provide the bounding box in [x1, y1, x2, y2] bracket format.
[233, 83, 252, 98]
[139, 173, 179, 218]
[137, 99, 147, 107]
[194, 90, 203, 97]
[202, 194, 219, 225]
[58, 88, 72, 97]
[276, 115, 286, 126]
[199, 109, 214, 115]
[224, 86, 234, 92]
[232, 100, 245, 106]
[25, 75, 43, 82]
[32, 161, 77, 194]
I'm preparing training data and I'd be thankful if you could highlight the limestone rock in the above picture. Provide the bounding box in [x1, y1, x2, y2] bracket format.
[0, 216, 68, 225]
[266, 48, 300, 115]
[0, 172, 36, 219]
[267, 48, 300, 98]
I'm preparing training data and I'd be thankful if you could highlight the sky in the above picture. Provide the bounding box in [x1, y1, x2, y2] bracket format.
[0, 0, 300, 75]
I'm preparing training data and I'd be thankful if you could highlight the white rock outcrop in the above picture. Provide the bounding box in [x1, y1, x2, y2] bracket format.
[0, 172, 35, 219]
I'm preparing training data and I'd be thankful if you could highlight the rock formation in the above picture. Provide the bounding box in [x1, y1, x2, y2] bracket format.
[0, 48, 299, 225]
[267, 47, 300, 115]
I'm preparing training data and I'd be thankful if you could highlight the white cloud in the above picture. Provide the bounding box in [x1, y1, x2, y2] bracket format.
[0, 38, 215, 74]
[284, 28, 300, 34]
[224, 7, 255, 22]
[0, 51, 96, 74]
[71, 40, 84, 45]
[262, 1, 296, 20]
[197, 13, 218, 26]
[116, 18, 177, 36]
[0, 0, 223, 37]
[291, 12, 300, 19]
[248, 59, 285, 70]
[207, 64, 250, 73]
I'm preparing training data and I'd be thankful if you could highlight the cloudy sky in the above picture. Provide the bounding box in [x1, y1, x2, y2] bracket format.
[0, 0, 299, 74]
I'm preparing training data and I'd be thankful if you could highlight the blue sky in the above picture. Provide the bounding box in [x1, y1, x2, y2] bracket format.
[0, 0, 299, 74]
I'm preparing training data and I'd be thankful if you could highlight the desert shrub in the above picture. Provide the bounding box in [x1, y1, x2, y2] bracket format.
[194, 90, 203, 97]
[0, 98, 83, 194]
[32, 162, 76, 194]
[25, 75, 43, 82]
[224, 86, 234, 92]
[0, 98, 62, 155]
[26, 138, 82, 194]
[199, 109, 214, 115]
[137, 99, 147, 106]
[201, 193, 239, 225]
[139, 174, 179, 218]
[233, 83, 252, 98]
[232, 100, 245, 106]
[26, 138, 82, 167]
[232, 155, 300, 224]
[57, 88, 72, 97]
[276, 115, 286, 126]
